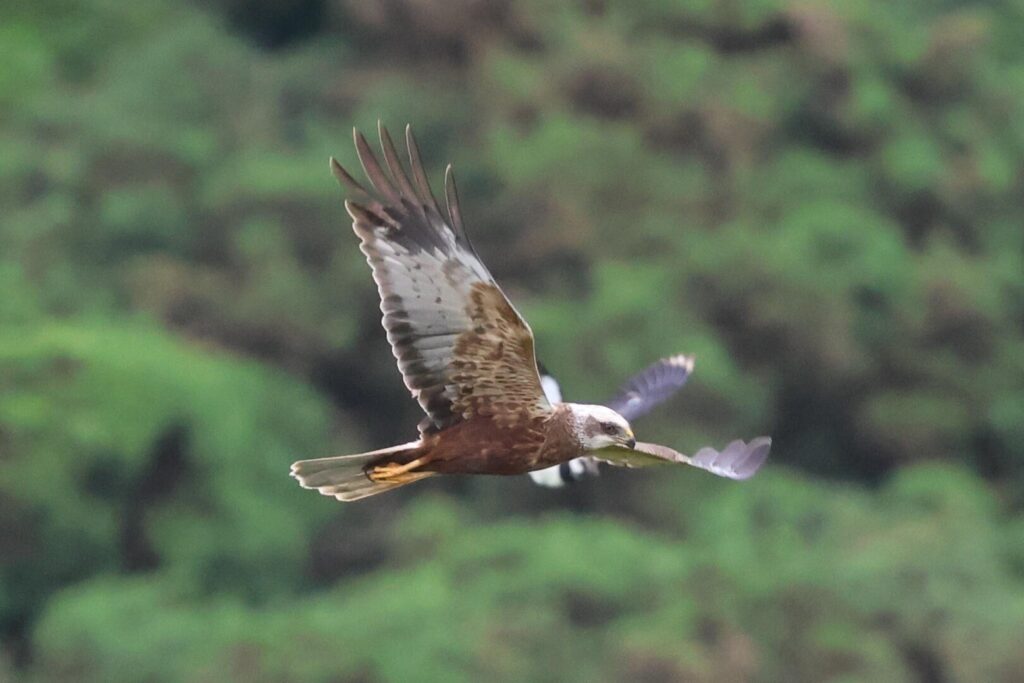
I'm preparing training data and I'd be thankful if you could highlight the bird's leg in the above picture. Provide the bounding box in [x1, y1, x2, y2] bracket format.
[368, 456, 431, 482]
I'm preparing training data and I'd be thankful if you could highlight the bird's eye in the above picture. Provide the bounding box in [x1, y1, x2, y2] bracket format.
[602, 423, 618, 436]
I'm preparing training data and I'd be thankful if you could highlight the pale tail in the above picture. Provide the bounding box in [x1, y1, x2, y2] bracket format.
[290, 441, 433, 502]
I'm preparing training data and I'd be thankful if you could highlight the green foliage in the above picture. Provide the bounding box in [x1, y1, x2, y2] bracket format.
[30, 470, 1024, 682]
[0, 321, 340, 636]
[3, 0, 1024, 680]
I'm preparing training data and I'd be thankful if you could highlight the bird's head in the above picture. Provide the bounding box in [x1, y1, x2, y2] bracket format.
[567, 404, 636, 451]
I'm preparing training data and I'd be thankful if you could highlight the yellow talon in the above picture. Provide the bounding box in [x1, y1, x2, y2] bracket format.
[368, 456, 430, 482]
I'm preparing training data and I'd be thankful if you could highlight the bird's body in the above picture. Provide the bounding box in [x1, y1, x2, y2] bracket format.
[389, 406, 569, 476]
[290, 124, 771, 502]
[357, 403, 630, 476]
[295, 399, 637, 499]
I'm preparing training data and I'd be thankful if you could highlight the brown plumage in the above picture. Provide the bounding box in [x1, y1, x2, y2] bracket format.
[290, 123, 771, 502]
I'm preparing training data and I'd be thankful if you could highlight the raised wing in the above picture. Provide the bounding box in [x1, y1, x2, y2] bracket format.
[335, 124, 550, 432]
[606, 354, 694, 422]
[593, 437, 771, 481]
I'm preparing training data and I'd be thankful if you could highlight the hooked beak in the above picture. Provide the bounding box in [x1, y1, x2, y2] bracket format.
[624, 430, 636, 449]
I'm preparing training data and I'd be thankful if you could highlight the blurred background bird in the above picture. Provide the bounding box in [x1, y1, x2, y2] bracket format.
[530, 354, 697, 487]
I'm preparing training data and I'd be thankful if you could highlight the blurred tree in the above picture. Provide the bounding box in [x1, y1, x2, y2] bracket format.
[2, 0, 1024, 679]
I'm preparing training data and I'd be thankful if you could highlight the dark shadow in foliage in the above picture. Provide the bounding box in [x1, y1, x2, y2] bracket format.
[120, 424, 191, 572]
[644, 14, 795, 53]
[216, 0, 328, 49]
[81, 423, 192, 573]
[566, 66, 641, 121]
[307, 500, 401, 584]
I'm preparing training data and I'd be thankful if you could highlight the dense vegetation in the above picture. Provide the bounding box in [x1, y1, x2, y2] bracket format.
[3, 0, 1024, 680]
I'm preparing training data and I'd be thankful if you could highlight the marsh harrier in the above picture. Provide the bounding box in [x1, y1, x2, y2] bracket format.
[291, 125, 771, 501]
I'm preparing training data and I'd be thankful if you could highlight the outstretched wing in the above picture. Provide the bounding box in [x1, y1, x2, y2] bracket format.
[593, 437, 771, 481]
[605, 354, 694, 422]
[335, 124, 550, 432]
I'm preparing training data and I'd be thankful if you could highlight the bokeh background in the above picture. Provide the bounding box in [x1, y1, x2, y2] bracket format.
[3, 0, 1024, 680]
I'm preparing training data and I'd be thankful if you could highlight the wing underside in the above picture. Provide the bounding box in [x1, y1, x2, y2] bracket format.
[335, 124, 550, 432]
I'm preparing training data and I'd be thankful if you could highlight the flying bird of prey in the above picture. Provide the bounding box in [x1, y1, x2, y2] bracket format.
[290, 124, 771, 502]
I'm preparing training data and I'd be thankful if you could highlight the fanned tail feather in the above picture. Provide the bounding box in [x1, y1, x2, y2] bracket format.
[290, 441, 433, 502]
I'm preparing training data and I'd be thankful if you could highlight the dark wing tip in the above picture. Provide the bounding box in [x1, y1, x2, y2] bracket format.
[354, 126, 402, 205]
[330, 156, 370, 195]
[444, 163, 465, 234]
[344, 198, 380, 227]
[405, 124, 443, 214]
[378, 121, 419, 202]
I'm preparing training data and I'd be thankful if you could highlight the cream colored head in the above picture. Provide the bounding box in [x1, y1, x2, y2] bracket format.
[566, 403, 636, 451]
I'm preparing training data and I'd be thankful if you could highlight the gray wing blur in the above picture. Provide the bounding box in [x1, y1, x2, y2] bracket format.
[605, 354, 694, 422]
[683, 437, 771, 480]
[593, 437, 771, 481]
